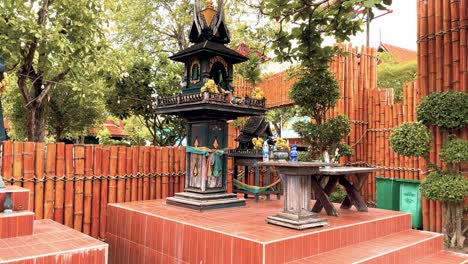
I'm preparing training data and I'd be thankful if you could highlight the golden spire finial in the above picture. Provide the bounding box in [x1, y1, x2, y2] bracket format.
[206, 0, 213, 9]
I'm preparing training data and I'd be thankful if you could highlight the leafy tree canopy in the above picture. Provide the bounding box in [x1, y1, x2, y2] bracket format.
[377, 52, 417, 102]
[0, 0, 110, 141]
[257, 0, 392, 68]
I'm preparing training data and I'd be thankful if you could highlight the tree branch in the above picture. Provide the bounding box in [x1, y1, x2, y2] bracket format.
[35, 68, 70, 104]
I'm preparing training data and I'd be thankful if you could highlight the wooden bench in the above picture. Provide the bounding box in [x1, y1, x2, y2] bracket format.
[311, 167, 380, 217]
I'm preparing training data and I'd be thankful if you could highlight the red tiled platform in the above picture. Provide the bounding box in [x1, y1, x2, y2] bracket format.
[415, 251, 468, 264]
[0, 186, 30, 212]
[0, 219, 108, 264]
[105, 198, 467, 264]
[0, 211, 34, 239]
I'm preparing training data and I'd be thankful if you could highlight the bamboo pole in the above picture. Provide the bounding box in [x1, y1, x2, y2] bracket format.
[43, 145, 56, 214]
[155, 147, 162, 199]
[117, 146, 126, 203]
[34, 143, 44, 219]
[54, 143, 65, 223]
[460, 0, 467, 92]
[13, 142, 23, 187]
[82, 145, 93, 235]
[150, 147, 156, 199]
[143, 146, 150, 200]
[108, 146, 118, 204]
[174, 146, 180, 193]
[443, 0, 452, 91]
[91, 145, 102, 238]
[125, 146, 132, 202]
[168, 147, 175, 197]
[23, 142, 35, 211]
[131, 147, 139, 201]
[429, 199, 436, 231]
[179, 146, 186, 192]
[137, 147, 144, 200]
[451, 0, 460, 91]
[99, 146, 110, 239]
[435, 0, 444, 92]
[161, 147, 169, 199]
[73, 145, 85, 231]
[428, 0, 436, 94]
[64, 144, 74, 228]
[418, 0, 427, 96]
[422, 197, 430, 230]
[435, 200, 442, 232]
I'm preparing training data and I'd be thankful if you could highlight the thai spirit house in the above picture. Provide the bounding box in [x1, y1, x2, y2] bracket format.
[155, 0, 266, 210]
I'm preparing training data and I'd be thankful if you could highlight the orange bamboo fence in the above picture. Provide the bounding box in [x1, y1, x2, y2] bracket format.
[417, 0, 468, 233]
[0, 143, 186, 241]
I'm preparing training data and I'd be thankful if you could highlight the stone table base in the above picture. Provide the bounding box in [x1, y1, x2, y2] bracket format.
[267, 212, 328, 230]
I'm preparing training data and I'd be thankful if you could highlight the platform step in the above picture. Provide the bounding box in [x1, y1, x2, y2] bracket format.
[172, 191, 238, 200]
[287, 230, 444, 264]
[166, 192, 246, 211]
[414, 251, 468, 264]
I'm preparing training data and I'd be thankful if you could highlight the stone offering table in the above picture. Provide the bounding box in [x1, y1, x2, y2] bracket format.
[312, 166, 380, 216]
[259, 161, 332, 230]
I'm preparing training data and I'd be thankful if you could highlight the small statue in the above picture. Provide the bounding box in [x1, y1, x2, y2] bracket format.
[290, 144, 298, 162]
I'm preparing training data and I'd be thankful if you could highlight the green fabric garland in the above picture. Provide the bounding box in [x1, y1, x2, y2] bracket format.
[186, 146, 224, 177]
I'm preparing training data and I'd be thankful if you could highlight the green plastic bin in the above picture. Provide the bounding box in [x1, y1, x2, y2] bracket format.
[376, 176, 401, 211]
[398, 179, 422, 229]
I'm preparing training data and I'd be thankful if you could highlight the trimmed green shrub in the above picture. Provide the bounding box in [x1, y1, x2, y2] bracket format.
[439, 138, 468, 164]
[389, 122, 431, 157]
[417, 91, 468, 130]
[420, 170, 468, 202]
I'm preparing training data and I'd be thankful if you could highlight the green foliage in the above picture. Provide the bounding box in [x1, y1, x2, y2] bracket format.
[265, 106, 297, 136]
[123, 116, 152, 146]
[289, 70, 339, 124]
[420, 170, 468, 202]
[0, 0, 110, 141]
[263, 0, 392, 69]
[96, 128, 126, 146]
[329, 187, 346, 203]
[232, 117, 247, 129]
[293, 115, 351, 159]
[377, 52, 417, 102]
[417, 91, 468, 130]
[105, 56, 185, 146]
[237, 54, 261, 87]
[298, 151, 313, 162]
[47, 84, 106, 141]
[337, 143, 354, 158]
[439, 138, 468, 164]
[389, 122, 431, 158]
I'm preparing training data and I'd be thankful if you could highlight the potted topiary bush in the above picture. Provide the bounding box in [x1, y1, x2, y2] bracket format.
[389, 90, 468, 249]
[290, 69, 352, 162]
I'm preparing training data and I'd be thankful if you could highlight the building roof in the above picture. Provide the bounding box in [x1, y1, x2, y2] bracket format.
[378, 43, 417, 63]
[235, 43, 269, 63]
[170, 40, 248, 64]
[89, 120, 128, 138]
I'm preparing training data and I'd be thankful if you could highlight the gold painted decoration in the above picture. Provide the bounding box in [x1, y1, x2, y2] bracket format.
[194, 138, 200, 147]
[193, 159, 199, 177]
[201, 0, 217, 26]
[213, 138, 219, 149]
[209, 56, 228, 71]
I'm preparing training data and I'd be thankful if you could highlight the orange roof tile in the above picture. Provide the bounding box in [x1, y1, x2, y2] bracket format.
[89, 120, 128, 138]
[378, 43, 417, 63]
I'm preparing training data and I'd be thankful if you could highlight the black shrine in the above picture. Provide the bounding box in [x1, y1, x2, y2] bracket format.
[155, 0, 266, 210]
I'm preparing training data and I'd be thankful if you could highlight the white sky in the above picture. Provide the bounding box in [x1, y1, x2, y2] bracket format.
[327, 0, 418, 51]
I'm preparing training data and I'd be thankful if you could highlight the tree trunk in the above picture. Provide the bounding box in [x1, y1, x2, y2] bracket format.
[26, 101, 46, 142]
